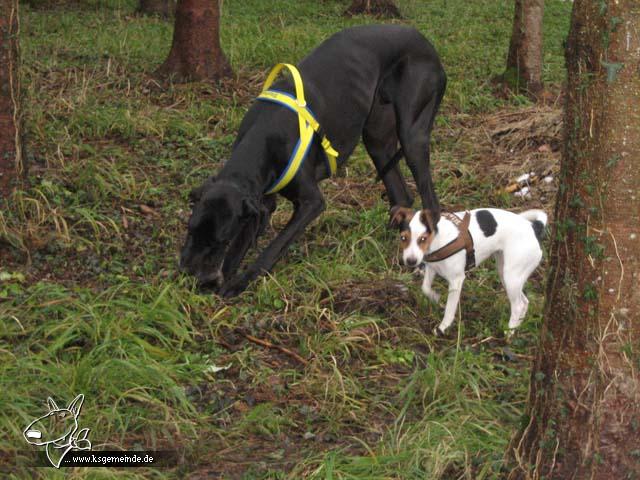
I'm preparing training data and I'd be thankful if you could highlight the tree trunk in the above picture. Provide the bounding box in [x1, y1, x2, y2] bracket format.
[0, 0, 23, 197]
[344, 0, 401, 18]
[505, 1, 640, 479]
[137, 0, 175, 18]
[503, 0, 544, 97]
[156, 0, 232, 83]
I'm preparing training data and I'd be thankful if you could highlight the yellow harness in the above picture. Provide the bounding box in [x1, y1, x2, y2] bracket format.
[257, 63, 339, 195]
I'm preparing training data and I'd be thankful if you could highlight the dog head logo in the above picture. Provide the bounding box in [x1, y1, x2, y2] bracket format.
[23, 394, 91, 468]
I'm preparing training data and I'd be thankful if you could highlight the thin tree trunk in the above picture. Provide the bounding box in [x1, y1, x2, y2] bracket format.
[505, 1, 640, 478]
[137, 0, 175, 18]
[344, 0, 401, 18]
[503, 0, 544, 97]
[0, 0, 23, 197]
[156, 0, 231, 82]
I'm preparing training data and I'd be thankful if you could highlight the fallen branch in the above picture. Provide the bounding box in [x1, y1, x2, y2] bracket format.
[242, 333, 309, 366]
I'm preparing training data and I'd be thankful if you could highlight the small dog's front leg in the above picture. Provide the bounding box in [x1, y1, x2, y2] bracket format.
[421, 266, 440, 303]
[435, 275, 465, 335]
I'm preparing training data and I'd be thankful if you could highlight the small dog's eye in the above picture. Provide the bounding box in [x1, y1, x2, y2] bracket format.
[400, 235, 407, 242]
[418, 236, 428, 244]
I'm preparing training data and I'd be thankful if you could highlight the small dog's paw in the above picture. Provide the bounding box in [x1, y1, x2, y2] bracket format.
[433, 326, 446, 337]
[424, 290, 441, 303]
[504, 328, 517, 340]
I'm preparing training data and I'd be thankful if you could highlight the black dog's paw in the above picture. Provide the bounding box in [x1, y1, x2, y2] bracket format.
[219, 274, 251, 298]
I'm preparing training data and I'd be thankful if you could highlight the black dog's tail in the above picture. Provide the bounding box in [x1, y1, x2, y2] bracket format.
[376, 148, 404, 180]
[519, 209, 548, 241]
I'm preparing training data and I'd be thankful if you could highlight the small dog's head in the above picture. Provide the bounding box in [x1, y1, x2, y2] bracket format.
[180, 176, 260, 288]
[390, 206, 438, 267]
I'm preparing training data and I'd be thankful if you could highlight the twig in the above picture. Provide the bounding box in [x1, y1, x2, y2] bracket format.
[242, 333, 309, 366]
[215, 338, 234, 351]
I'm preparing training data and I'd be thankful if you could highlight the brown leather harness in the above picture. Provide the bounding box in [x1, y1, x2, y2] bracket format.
[424, 212, 476, 271]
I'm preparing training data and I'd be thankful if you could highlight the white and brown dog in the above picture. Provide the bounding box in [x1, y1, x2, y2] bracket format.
[391, 207, 547, 336]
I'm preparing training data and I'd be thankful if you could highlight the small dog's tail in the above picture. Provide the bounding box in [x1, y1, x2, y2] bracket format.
[519, 209, 548, 241]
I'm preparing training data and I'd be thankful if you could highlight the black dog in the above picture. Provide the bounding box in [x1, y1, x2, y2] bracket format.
[181, 25, 447, 297]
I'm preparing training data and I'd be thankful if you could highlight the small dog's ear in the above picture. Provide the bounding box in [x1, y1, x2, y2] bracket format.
[420, 209, 437, 233]
[389, 206, 414, 228]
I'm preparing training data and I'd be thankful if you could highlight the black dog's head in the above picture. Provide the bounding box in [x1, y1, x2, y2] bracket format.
[180, 177, 260, 288]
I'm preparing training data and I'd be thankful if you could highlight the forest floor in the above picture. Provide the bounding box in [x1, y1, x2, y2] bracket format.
[0, 1, 571, 478]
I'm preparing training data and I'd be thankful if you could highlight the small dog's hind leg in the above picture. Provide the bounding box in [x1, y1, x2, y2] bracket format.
[503, 254, 538, 332]
[519, 293, 529, 320]
[504, 273, 527, 331]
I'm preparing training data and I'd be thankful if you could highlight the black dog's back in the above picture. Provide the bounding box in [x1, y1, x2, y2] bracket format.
[301, 24, 441, 77]
[231, 25, 444, 164]
[297, 25, 444, 152]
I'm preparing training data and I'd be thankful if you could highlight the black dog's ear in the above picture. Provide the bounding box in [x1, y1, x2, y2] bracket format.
[240, 196, 263, 247]
[419, 209, 438, 233]
[188, 176, 217, 204]
[189, 186, 205, 204]
[389, 206, 414, 228]
[241, 195, 260, 219]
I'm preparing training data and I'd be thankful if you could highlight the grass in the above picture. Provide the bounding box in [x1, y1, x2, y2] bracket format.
[0, 0, 571, 478]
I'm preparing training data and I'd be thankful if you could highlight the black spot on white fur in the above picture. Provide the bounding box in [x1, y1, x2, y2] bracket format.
[476, 210, 497, 237]
[531, 220, 545, 241]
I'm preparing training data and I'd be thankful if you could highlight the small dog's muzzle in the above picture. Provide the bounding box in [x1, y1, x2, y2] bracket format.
[404, 256, 419, 267]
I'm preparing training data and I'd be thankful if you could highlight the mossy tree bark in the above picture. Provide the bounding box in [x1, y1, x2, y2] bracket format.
[503, 0, 544, 97]
[506, 1, 640, 479]
[137, 0, 175, 17]
[0, 0, 23, 197]
[344, 0, 401, 18]
[156, 0, 232, 82]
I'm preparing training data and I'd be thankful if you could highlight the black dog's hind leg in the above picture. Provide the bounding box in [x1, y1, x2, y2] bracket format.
[363, 101, 414, 208]
[220, 185, 325, 297]
[387, 58, 446, 221]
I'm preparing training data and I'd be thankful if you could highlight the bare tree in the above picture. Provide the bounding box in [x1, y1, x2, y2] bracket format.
[0, 0, 23, 197]
[137, 0, 175, 18]
[344, 0, 401, 18]
[503, 0, 544, 97]
[505, 1, 640, 478]
[156, 0, 232, 82]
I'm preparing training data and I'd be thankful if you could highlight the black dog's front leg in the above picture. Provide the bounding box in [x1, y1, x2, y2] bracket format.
[221, 196, 276, 281]
[221, 225, 258, 283]
[220, 192, 325, 297]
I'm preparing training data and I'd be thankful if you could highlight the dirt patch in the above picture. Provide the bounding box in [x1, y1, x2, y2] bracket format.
[324, 176, 386, 210]
[324, 277, 418, 317]
[451, 103, 563, 213]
